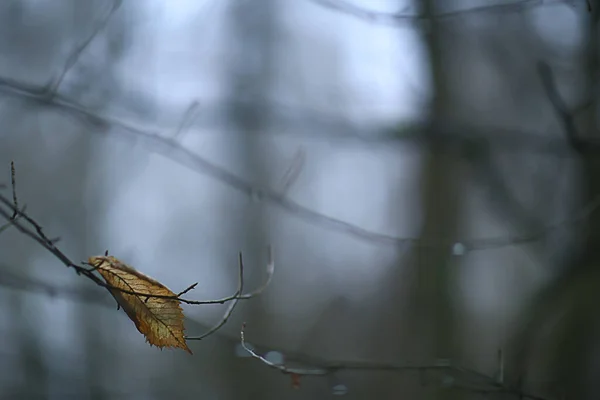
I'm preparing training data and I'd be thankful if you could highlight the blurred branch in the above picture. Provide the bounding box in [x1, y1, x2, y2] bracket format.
[0, 80, 419, 247]
[240, 324, 553, 399]
[0, 65, 591, 156]
[0, 48, 593, 250]
[0, 82, 594, 252]
[0, 265, 114, 307]
[173, 100, 201, 138]
[0, 67, 592, 155]
[464, 61, 600, 250]
[460, 194, 600, 250]
[309, 0, 574, 26]
[39, 0, 122, 98]
[538, 61, 600, 154]
[470, 152, 555, 253]
[279, 148, 306, 195]
[87, 116, 600, 251]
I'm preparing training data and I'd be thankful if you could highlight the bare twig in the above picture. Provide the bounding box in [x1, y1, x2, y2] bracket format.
[185, 253, 244, 341]
[241, 323, 328, 376]
[9, 161, 17, 219]
[186, 247, 274, 340]
[0, 162, 20, 234]
[238, 245, 274, 299]
[176, 282, 198, 297]
[240, 324, 554, 399]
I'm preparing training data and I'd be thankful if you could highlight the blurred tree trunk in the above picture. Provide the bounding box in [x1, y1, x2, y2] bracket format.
[548, 4, 600, 397]
[221, 0, 278, 397]
[417, 0, 462, 398]
[9, 294, 48, 398]
[511, 5, 600, 399]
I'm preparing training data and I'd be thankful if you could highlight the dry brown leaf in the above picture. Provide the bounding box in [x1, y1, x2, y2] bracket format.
[89, 255, 192, 354]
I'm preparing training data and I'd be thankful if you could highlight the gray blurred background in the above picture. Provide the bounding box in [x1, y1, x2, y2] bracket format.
[0, 0, 597, 399]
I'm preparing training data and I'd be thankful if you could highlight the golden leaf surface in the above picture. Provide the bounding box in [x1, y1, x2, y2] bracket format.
[89, 255, 192, 354]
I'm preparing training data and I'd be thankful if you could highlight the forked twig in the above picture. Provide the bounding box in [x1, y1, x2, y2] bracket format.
[185, 247, 274, 341]
[185, 253, 245, 341]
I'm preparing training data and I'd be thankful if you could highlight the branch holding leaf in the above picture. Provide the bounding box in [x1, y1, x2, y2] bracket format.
[0, 163, 274, 353]
[90, 255, 193, 354]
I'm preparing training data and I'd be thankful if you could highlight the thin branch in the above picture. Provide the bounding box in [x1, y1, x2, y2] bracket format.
[9, 161, 17, 219]
[241, 323, 328, 376]
[238, 245, 274, 299]
[240, 324, 554, 399]
[176, 282, 198, 297]
[186, 248, 274, 340]
[185, 253, 244, 341]
[309, 0, 573, 27]
[0, 162, 20, 234]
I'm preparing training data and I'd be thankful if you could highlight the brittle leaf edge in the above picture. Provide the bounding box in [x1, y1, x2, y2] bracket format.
[89, 255, 193, 355]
